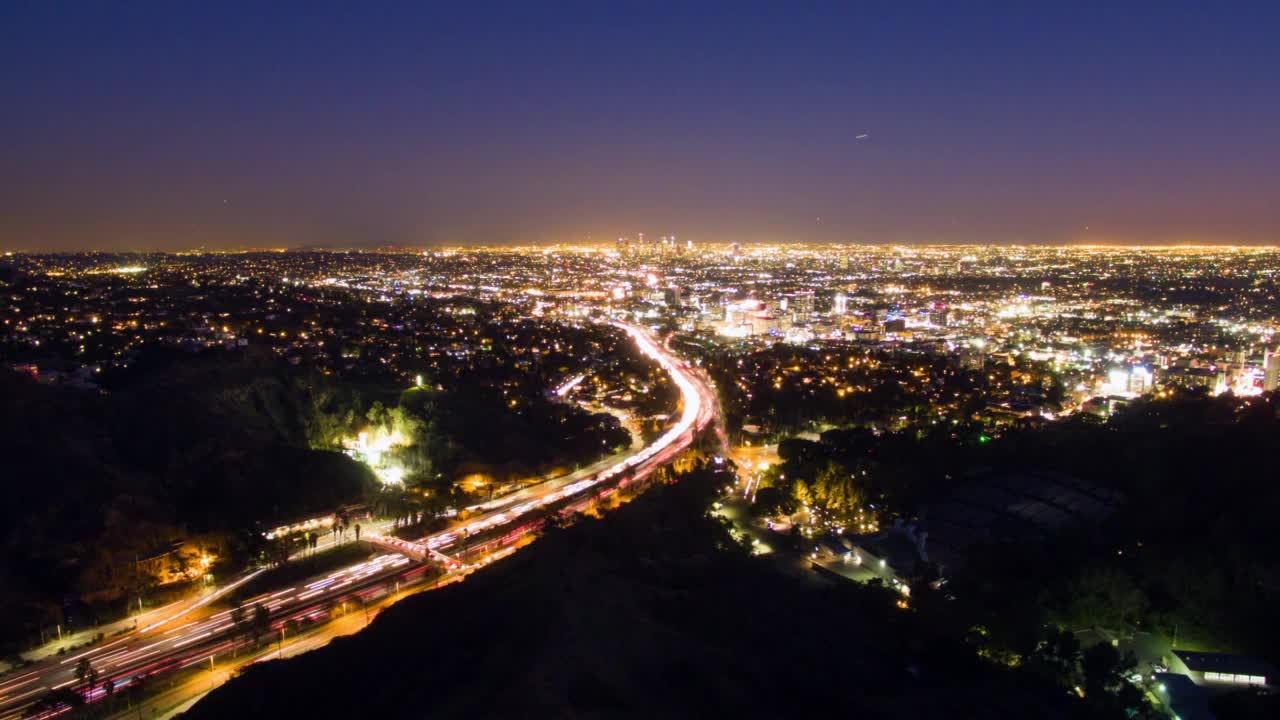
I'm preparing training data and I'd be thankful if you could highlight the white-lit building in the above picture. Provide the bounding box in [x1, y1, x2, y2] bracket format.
[1169, 650, 1275, 688]
[1128, 366, 1152, 394]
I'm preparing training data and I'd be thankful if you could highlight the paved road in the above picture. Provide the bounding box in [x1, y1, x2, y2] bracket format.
[0, 321, 718, 720]
[409, 322, 717, 560]
[0, 553, 424, 720]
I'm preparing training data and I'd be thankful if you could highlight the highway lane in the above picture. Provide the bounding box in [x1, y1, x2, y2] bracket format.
[0, 553, 422, 720]
[415, 321, 715, 557]
[458, 426, 644, 517]
[9, 515, 394, 669]
[456, 382, 648, 518]
[0, 321, 719, 719]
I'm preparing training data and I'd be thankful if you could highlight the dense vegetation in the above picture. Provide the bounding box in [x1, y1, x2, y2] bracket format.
[182, 465, 1096, 719]
[300, 319, 660, 489]
[0, 350, 377, 651]
[762, 390, 1280, 668]
[0, 321, 651, 653]
[381, 366, 632, 489]
[957, 390, 1280, 664]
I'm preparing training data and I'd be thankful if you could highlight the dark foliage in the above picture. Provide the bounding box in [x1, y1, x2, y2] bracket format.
[774, 390, 1280, 665]
[182, 467, 1092, 719]
[0, 352, 375, 649]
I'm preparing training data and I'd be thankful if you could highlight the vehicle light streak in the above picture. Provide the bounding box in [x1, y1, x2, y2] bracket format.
[170, 632, 212, 648]
[138, 567, 267, 634]
[0, 322, 718, 720]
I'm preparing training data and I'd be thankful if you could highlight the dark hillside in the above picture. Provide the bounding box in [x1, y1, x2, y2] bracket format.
[182, 467, 1090, 719]
[0, 353, 374, 649]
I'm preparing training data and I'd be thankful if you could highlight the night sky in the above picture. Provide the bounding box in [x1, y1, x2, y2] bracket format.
[2, 1, 1278, 250]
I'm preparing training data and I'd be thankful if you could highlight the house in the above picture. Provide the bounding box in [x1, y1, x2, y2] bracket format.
[812, 535, 854, 562]
[1170, 650, 1275, 688]
[850, 522, 928, 577]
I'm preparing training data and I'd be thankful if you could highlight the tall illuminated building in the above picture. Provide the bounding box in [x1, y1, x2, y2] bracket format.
[789, 291, 815, 321]
[1265, 348, 1280, 392]
[1128, 366, 1152, 395]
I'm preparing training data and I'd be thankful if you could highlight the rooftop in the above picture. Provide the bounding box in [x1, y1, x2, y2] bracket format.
[1175, 650, 1277, 682]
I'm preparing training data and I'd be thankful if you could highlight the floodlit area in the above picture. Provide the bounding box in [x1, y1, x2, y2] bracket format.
[344, 428, 410, 485]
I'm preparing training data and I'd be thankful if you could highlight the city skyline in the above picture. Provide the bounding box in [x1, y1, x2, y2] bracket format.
[3, 1, 1279, 251]
[4, 243, 1280, 718]
[4, 4, 1280, 717]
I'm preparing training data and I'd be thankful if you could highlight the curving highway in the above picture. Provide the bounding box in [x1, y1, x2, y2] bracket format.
[0, 321, 717, 720]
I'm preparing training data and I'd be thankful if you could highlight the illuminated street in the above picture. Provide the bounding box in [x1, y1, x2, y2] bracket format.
[5, 5, 1280, 717]
[0, 320, 716, 720]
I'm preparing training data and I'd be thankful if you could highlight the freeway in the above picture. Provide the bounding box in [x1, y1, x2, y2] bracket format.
[0, 553, 426, 720]
[416, 322, 716, 557]
[372, 322, 718, 563]
[0, 321, 717, 720]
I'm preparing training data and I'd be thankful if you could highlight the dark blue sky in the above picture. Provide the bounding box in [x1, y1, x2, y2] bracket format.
[2, 1, 1278, 249]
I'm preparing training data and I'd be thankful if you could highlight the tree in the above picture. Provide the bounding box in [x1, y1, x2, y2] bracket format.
[1080, 641, 1146, 716]
[1027, 626, 1081, 688]
[229, 602, 246, 656]
[777, 437, 822, 464]
[168, 551, 191, 580]
[75, 657, 94, 692]
[791, 478, 813, 507]
[1061, 566, 1149, 630]
[250, 603, 271, 649]
[751, 486, 794, 518]
[812, 461, 864, 525]
[264, 536, 291, 567]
